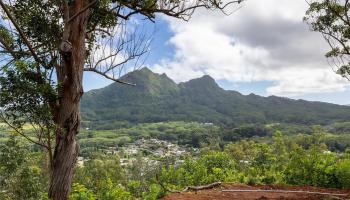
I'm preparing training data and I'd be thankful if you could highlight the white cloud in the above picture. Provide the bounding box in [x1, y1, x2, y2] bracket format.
[151, 0, 350, 97]
[266, 67, 348, 96]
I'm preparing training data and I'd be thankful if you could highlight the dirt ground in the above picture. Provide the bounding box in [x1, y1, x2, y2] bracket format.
[162, 184, 350, 200]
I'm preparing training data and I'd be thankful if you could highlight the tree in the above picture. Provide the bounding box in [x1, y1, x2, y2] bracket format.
[0, 135, 48, 200]
[304, 0, 350, 80]
[0, 0, 243, 199]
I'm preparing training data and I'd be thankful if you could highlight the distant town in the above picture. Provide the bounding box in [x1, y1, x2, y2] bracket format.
[77, 138, 199, 168]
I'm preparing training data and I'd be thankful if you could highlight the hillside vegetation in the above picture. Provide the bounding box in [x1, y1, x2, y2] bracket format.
[3, 69, 350, 200]
[1, 128, 350, 200]
[82, 68, 350, 127]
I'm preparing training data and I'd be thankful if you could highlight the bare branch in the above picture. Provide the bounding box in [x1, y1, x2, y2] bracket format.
[85, 19, 150, 84]
[111, 0, 244, 21]
[67, 0, 98, 23]
[84, 67, 136, 85]
[87, 28, 112, 36]
[0, 113, 49, 149]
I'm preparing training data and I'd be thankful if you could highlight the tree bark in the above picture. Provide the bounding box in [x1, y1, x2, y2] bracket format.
[48, 1, 89, 199]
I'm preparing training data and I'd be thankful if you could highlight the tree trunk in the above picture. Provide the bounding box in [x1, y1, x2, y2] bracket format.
[48, 1, 89, 199]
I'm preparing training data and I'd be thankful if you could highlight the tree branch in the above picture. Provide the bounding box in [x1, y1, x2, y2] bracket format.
[67, 0, 98, 23]
[0, 37, 17, 58]
[87, 28, 112, 36]
[0, 113, 49, 149]
[84, 67, 136, 86]
[113, 0, 244, 21]
[0, 0, 46, 69]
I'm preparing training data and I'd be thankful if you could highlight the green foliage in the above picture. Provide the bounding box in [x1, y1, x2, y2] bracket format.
[158, 129, 350, 189]
[12, 0, 61, 50]
[96, 179, 133, 200]
[330, 122, 350, 133]
[304, 0, 350, 79]
[142, 184, 164, 200]
[0, 136, 48, 200]
[0, 135, 27, 176]
[335, 159, 350, 188]
[2, 128, 350, 199]
[0, 25, 14, 46]
[9, 0, 122, 55]
[160, 152, 236, 188]
[10, 166, 46, 200]
[79, 121, 222, 150]
[0, 61, 55, 130]
[70, 183, 96, 200]
[284, 145, 338, 187]
[127, 181, 143, 198]
[74, 155, 126, 191]
[77, 120, 350, 156]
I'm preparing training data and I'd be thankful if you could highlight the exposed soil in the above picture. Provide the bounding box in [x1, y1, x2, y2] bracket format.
[162, 184, 350, 200]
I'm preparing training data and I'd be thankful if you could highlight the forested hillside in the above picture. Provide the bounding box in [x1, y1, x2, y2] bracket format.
[81, 68, 350, 126]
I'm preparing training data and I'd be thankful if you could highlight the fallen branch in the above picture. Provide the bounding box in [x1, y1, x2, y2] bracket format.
[221, 189, 348, 197]
[165, 182, 222, 193]
[184, 182, 222, 192]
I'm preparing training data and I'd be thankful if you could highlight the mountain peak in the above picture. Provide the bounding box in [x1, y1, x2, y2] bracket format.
[200, 74, 215, 81]
[120, 67, 178, 94]
[124, 67, 154, 78]
[123, 67, 159, 81]
[139, 67, 153, 73]
[82, 68, 350, 125]
[187, 74, 216, 83]
[181, 74, 221, 91]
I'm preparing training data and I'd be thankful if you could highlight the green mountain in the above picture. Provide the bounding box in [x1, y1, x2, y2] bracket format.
[81, 68, 350, 126]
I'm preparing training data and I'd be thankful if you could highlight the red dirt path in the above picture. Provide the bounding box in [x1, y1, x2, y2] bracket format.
[162, 184, 350, 200]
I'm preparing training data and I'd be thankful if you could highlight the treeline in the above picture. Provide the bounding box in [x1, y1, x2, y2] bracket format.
[78, 121, 350, 155]
[162, 133, 350, 190]
[70, 133, 350, 199]
[1, 131, 350, 200]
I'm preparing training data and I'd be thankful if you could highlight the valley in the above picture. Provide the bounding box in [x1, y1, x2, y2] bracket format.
[2, 69, 350, 199]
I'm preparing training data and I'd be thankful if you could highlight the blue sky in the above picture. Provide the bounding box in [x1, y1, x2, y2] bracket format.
[84, 0, 350, 105]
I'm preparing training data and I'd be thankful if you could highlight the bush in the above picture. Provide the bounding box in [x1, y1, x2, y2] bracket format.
[142, 184, 164, 200]
[97, 179, 133, 200]
[70, 183, 96, 200]
[335, 160, 350, 188]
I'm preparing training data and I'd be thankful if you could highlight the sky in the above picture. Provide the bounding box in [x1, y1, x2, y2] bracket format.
[83, 0, 350, 105]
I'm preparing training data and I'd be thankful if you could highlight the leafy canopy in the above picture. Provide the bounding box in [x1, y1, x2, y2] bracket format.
[305, 0, 350, 80]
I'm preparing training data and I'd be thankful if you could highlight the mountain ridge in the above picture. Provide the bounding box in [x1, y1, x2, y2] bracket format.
[81, 68, 350, 126]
